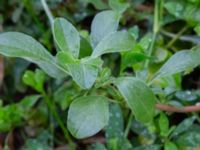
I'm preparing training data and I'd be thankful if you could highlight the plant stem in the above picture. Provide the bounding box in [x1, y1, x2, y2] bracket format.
[144, 0, 163, 68]
[156, 103, 200, 113]
[41, 0, 54, 25]
[43, 92, 73, 144]
[144, 33, 157, 68]
[124, 113, 133, 138]
[166, 26, 188, 49]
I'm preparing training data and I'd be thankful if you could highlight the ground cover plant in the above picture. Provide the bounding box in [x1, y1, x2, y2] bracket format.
[0, 0, 200, 149]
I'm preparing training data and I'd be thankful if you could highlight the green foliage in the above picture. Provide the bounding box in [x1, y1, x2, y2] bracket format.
[67, 96, 109, 139]
[23, 69, 45, 93]
[0, 32, 66, 78]
[92, 31, 135, 58]
[1, 0, 200, 149]
[53, 18, 80, 58]
[90, 10, 120, 47]
[114, 77, 156, 123]
[154, 46, 200, 80]
[0, 95, 40, 132]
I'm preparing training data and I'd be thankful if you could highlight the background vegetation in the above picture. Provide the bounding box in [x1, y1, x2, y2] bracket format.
[0, 0, 200, 149]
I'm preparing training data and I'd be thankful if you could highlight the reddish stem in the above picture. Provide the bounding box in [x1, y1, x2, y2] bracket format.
[156, 103, 200, 113]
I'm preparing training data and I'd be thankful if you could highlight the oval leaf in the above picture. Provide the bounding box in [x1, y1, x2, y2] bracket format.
[67, 96, 109, 139]
[0, 32, 66, 78]
[114, 77, 156, 123]
[53, 18, 80, 58]
[90, 10, 120, 48]
[109, 0, 129, 14]
[92, 31, 135, 58]
[67, 57, 103, 89]
[154, 46, 200, 80]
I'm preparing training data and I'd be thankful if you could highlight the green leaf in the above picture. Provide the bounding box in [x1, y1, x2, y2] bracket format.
[53, 18, 80, 58]
[92, 31, 135, 58]
[87, 0, 108, 10]
[23, 69, 45, 93]
[158, 112, 169, 137]
[154, 47, 200, 80]
[90, 10, 120, 47]
[79, 36, 92, 58]
[53, 83, 75, 110]
[164, 142, 178, 150]
[121, 52, 149, 71]
[88, 143, 107, 150]
[0, 32, 66, 78]
[175, 130, 200, 147]
[67, 57, 103, 89]
[19, 95, 41, 111]
[165, 0, 200, 26]
[67, 96, 109, 139]
[0, 104, 22, 131]
[194, 24, 200, 36]
[23, 130, 53, 150]
[56, 51, 76, 66]
[171, 116, 196, 137]
[128, 26, 139, 40]
[106, 103, 124, 140]
[133, 145, 161, 150]
[109, 0, 129, 13]
[114, 77, 156, 123]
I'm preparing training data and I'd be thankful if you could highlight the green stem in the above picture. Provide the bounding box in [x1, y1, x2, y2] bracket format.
[144, 0, 163, 68]
[144, 33, 157, 68]
[43, 92, 73, 144]
[166, 26, 188, 49]
[41, 0, 54, 25]
[124, 113, 133, 138]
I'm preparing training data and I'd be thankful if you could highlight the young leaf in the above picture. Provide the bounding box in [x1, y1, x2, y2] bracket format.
[92, 31, 135, 58]
[109, 0, 129, 14]
[67, 57, 103, 89]
[53, 18, 80, 58]
[67, 96, 109, 139]
[114, 77, 156, 123]
[90, 10, 120, 47]
[23, 69, 45, 93]
[154, 46, 200, 80]
[0, 32, 66, 78]
[158, 112, 169, 137]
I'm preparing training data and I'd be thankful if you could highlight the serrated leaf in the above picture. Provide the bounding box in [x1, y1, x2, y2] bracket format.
[90, 10, 120, 48]
[53, 18, 80, 58]
[154, 46, 200, 80]
[92, 31, 135, 58]
[0, 32, 66, 78]
[67, 96, 109, 139]
[114, 77, 156, 123]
